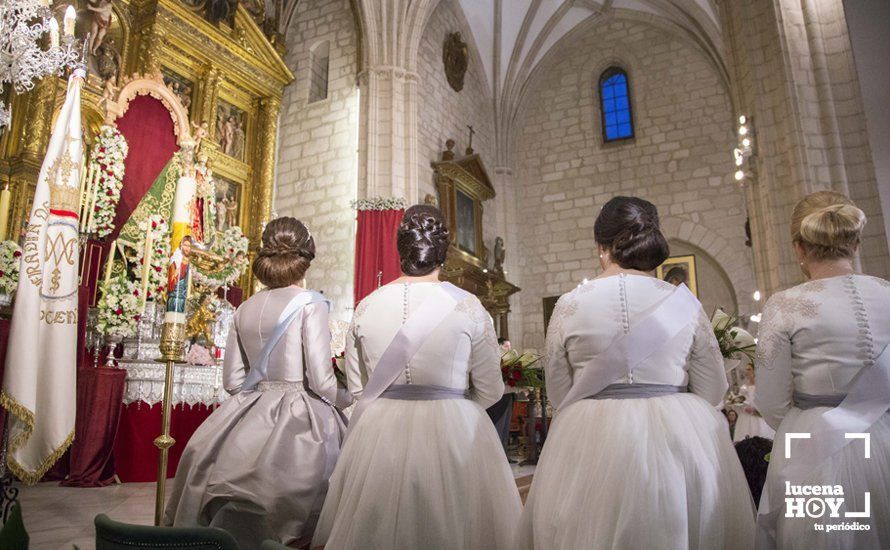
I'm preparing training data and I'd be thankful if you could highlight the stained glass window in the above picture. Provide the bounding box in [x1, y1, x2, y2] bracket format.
[600, 67, 634, 142]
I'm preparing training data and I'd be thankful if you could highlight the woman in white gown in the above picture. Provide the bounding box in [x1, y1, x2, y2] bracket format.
[519, 196, 755, 550]
[313, 205, 521, 550]
[165, 218, 351, 547]
[734, 364, 776, 442]
[755, 191, 890, 549]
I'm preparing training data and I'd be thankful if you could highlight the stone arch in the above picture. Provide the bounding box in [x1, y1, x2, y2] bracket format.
[660, 216, 756, 313]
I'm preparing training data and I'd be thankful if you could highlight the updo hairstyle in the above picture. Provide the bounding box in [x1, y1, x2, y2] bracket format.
[790, 191, 866, 260]
[252, 217, 315, 288]
[593, 196, 670, 272]
[397, 205, 450, 276]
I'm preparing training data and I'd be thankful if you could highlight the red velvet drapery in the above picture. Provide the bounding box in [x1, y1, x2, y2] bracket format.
[64, 95, 182, 485]
[353, 209, 404, 305]
[113, 403, 216, 482]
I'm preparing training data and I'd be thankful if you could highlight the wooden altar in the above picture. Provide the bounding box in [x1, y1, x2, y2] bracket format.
[432, 153, 520, 339]
[0, 0, 293, 296]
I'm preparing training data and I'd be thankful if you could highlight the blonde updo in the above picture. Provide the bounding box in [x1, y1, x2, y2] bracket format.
[790, 191, 866, 260]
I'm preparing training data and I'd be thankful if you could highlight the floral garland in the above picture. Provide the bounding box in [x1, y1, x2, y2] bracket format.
[350, 197, 408, 211]
[96, 274, 141, 338]
[0, 241, 22, 295]
[192, 226, 250, 289]
[133, 215, 171, 302]
[88, 125, 129, 239]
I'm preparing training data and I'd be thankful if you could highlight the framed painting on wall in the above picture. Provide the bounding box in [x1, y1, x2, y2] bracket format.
[656, 255, 698, 297]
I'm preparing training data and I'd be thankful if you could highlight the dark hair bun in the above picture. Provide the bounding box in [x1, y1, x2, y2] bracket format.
[397, 205, 450, 276]
[253, 217, 315, 288]
[594, 196, 670, 271]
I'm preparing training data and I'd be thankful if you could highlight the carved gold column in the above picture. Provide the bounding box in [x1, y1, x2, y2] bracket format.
[253, 96, 280, 243]
[21, 79, 58, 161]
[140, 26, 169, 74]
[196, 65, 220, 129]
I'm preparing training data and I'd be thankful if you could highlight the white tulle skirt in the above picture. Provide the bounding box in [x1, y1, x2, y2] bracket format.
[734, 409, 776, 442]
[758, 408, 890, 549]
[313, 398, 522, 550]
[518, 393, 756, 550]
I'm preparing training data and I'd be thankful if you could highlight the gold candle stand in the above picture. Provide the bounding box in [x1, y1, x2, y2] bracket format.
[153, 320, 186, 526]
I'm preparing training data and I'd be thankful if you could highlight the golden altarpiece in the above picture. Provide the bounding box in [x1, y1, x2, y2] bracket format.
[432, 153, 520, 340]
[0, 0, 293, 295]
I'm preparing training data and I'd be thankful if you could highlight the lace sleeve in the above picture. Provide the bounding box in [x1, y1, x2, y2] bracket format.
[754, 294, 794, 429]
[686, 308, 728, 406]
[545, 293, 577, 408]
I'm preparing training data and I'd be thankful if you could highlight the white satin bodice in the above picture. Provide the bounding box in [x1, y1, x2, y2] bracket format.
[754, 274, 890, 428]
[545, 274, 727, 407]
[345, 282, 504, 408]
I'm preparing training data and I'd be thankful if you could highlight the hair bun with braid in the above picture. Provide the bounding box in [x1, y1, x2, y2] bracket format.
[253, 217, 315, 288]
[397, 205, 450, 276]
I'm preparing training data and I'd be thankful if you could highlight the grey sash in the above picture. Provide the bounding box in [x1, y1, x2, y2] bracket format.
[348, 282, 469, 431]
[756, 344, 890, 548]
[381, 384, 469, 400]
[241, 290, 327, 393]
[793, 391, 844, 410]
[557, 284, 700, 412]
[585, 383, 687, 400]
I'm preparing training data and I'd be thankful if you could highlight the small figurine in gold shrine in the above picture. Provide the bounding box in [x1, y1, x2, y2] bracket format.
[186, 293, 217, 344]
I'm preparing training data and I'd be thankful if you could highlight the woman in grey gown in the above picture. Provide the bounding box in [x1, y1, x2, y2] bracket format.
[164, 217, 351, 547]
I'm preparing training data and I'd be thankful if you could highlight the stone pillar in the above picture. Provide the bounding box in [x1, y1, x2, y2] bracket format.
[357, 67, 419, 202]
[720, 0, 890, 295]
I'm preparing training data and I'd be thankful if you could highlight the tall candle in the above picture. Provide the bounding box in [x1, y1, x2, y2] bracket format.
[0, 185, 11, 242]
[48, 18, 59, 48]
[140, 229, 153, 311]
[63, 6, 76, 37]
[103, 240, 117, 285]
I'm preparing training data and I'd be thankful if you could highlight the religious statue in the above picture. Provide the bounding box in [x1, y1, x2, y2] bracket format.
[216, 196, 228, 231]
[87, 0, 114, 55]
[223, 194, 238, 228]
[493, 236, 505, 277]
[442, 139, 456, 161]
[443, 32, 469, 92]
[191, 121, 209, 155]
[192, 155, 216, 243]
[231, 118, 245, 159]
[94, 39, 121, 85]
[98, 79, 118, 116]
[186, 293, 217, 344]
[166, 236, 192, 314]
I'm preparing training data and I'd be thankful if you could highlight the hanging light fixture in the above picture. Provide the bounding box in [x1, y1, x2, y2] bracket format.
[0, 0, 80, 131]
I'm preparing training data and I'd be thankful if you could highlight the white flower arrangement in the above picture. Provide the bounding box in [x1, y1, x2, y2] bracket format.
[0, 240, 22, 295]
[711, 309, 756, 360]
[192, 226, 250, 289]
[88, 125, 129, 239]
[350, 196, 408, 211]
[96, 274, 142, 338]
[133, 214, 171, 302]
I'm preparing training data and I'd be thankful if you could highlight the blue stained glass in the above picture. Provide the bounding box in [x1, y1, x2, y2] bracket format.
[599, 67, 633, 141]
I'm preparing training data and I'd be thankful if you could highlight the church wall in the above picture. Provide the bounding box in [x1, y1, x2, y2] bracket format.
[276, 0, 360, 322]
[512, 16, 755, 350]
[416, 0, 500, 250]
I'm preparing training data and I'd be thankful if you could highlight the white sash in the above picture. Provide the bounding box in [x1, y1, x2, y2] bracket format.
[240, 290, 327, 392]
[557, 284, 700, 412]
[756, 344, 890, 548]
[348, 282, 469, 432]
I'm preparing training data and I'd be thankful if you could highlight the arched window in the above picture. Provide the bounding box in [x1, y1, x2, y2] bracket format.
[599, 67, 634, 142]
[309, 41, 330, 103]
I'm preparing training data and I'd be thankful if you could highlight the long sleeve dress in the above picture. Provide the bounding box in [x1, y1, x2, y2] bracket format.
[312, 281, 522, 550]
[518, 274, 755, 549]
[755, 274, 890, 548]
[164, 287, 350, 547]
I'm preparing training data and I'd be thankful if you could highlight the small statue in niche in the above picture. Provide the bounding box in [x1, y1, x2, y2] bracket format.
[443, 32, 469, 92]
[87, 0, 114, 55]
[223, 194, 238, 228]
[94, 39, 121, 85]
[493, 236, 505, 277]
